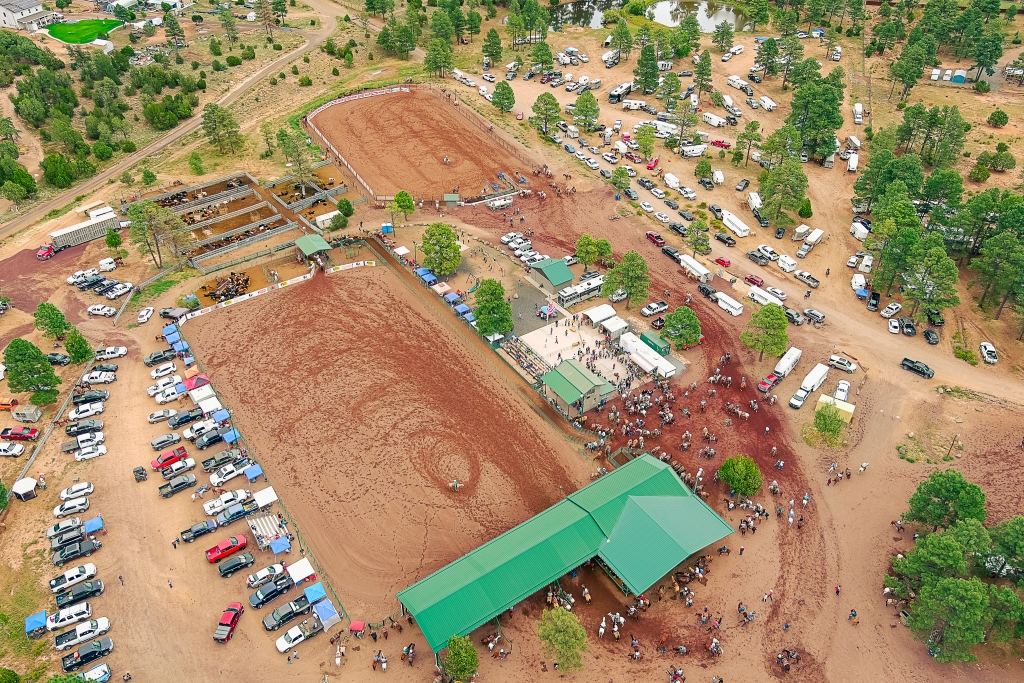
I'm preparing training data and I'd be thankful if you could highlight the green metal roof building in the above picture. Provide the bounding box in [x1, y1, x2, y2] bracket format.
[396, 455, 733, 652]
[530, 258, 575, 291]
[540, 358, 615, 416]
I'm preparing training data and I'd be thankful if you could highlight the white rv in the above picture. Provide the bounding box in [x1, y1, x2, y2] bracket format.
[774, 347, 803, 377]
[702, 112, 726, 127]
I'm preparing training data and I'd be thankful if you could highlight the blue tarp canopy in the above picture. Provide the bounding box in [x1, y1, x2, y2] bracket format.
[244, 464, 263, 481]
[454, 304, 470, 315]
[304, 581, 327, 604]
[855, 288, 869, 297]
[464, 312, 476, 322]
[211, 409, 230, 423]
[175, 383, 187, 394]
[414, 268, 431, 278]
[223, 428, 241, 444]
[173, 341, 190, 352]
[165, 332, 181, 344]
[25, 611, 46, 634]
[83, 516, 104, 534]
[443, 293, 460, 303]
[422, 273, 437, 285]
[183, 356, 195, 366]
[162, 325, 177, 335]
[269, 536, 291, 554]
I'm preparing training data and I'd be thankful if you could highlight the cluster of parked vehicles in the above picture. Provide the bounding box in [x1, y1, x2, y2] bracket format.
[66, 268, 133, 318]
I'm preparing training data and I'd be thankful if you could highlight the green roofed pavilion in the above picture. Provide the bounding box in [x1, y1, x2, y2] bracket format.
[530, 258, 575, 291]
[295, 234, 333, 256]
[396, 455, 732, 652]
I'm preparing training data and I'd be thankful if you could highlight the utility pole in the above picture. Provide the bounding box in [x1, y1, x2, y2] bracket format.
[945, 434, 959, 459]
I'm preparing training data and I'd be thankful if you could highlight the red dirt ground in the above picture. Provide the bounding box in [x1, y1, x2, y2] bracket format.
[0, 243, 91, 308]
[184, 267, 593, 618]
[312, 88, 534, 199]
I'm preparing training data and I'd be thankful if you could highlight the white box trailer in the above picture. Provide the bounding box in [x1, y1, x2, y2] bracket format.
[622, 99, 646, 110]
[777, 255, 797, 272]
[747, 192, 762, 211]
[759, 96, 776, 111]
[800, 363, 830, 392]
[702, 112, 726, 127]
[847, 153, 859, 172]
[689, 93, 699, 111]
[566, 125, 580, 138]
[721, 210, 751, 238]
[748, 285, 784, 307]
[681, 144, 707, 158]
[727, 75, 747, 89]
[806, 228, 824, 245]
[664, 173, 680, 189]
[49, 213, 121, 252]
[715, 292, 744, 316]
[657, 60, 673, 71]
[859, 254, 874, 273]
[678, 253, 712, 283]
[850, 222, 869, 241]
[774, 347, 802, 377]
[792, 225, 810, 241]
[614, 140, 628, 154]
[315, 210, 341, 229]
[722, 94, 734, 108]
[87, 206, 115, 220]
[851, 273, 866, 290]
[712, 170, 724, 185]
[847, 136, 862, 149]
[853, 102, 863, 124]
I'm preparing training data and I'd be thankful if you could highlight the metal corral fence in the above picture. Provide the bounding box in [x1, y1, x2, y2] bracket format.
[190, 238, 298, 275]
[178, 338, 351, 625]
[189, 224, 299, 272]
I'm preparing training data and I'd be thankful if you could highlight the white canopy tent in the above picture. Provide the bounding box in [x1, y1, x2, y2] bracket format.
[198, 397, 223, 414]
[287, 557, 316, 583]
[11, 478, 38, 502]
[189, 385, 216, 403]
[582, 304, 617, 325]
[253, 486, 279, 508]
[393, 246, 410, 256]
[599, 316, 629, 340]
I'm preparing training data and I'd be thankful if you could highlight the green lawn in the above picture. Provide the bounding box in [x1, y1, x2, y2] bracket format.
[47, 19, 123, 44]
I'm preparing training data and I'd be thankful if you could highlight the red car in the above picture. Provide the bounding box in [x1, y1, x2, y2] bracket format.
[0, 426, 39, 441]
[715, 257, 731, 267]
[625, 152, 643, 163]
[745, 274, 764, 287]
[206, 535, 248, 563]
[757, 373, 781, 393]
[646, 158, 659, 170]
[151, 445, 188, 471]
[646, 231, 665, 246]
[213, 602, 244, 642]
[711, 140, 732, 149]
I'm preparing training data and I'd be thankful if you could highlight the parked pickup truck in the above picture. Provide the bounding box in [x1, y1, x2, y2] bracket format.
[1, 426, 39, 441]
[61, 432, 105, 453]
[275, 614, 323, 653]
[210, 460, 253, 487]
[55, 618, 110, 651]
[183, 419, 218, 442]
[55, 580, 104, 610]
[159, 474, 197, 498]
[202, 448, 247, 473]
[60, 637, 113, 672]
[49, 564, 98, 594]
[203, 489, 252, 516]
[262, 595, 311, 631]
[216, 500, 260, 527]
[151, 445, 188, 471]
[794, 270, 820, 288]
[52, 540, 102, 567]
[181, 519, 218, 543]
[50, 528, 85, 552]
[66, 420, 103, 437]
[161, 457, 197, 480]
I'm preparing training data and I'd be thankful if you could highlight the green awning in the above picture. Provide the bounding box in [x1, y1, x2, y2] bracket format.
[295, 234, 332, 256]
[541, 368, 583, 405]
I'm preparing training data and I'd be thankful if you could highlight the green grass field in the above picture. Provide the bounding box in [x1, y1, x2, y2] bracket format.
[47, 19, 123, 44]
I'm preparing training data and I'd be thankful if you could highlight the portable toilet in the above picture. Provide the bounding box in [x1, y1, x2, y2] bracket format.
[952, 70, 967, 83]
[942, 69, 953, 81]
[640, 330, 671, 356]
[930, 68, 940, 81]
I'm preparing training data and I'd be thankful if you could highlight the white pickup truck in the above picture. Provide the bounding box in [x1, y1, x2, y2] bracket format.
[160, 457, 197, 480]
[203, 489, 252, 516]
[183, 419, 218, 442]
[210, 461, 252, 487]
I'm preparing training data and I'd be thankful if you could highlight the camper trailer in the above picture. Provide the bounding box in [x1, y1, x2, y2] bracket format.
[702, 112, 726, 128]
[850, 222, 869, 241]
[678, 254, 713, 283]
[664, 173, 680, 189]
[721, 210, 751, 238]
[847, 153, 859, 172]
[853, 102, 863, 125]
[774, 347, 802, 377]
[747, 192, 762, 211]
[792, 225, 810, 242]
[748, 286, 784, 307]
[759, 96, 776, 111]
[681, 144, 707, 158]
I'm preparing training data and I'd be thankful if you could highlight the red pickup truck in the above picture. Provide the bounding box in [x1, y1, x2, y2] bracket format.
[1, 426, 39, 441]
[151, 445, 188, 471]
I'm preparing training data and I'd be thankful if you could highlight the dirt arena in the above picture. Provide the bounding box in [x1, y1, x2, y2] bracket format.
[185, 267, 592, 618]
[312, 88, 534, 198]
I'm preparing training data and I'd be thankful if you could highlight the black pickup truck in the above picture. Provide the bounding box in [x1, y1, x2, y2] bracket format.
[216, 500, 260, 528]
[181, 520, 218, 543]
[52, 540, 102, 567]
[159, 474, 197, 498]
[61, 637, 113, 672]
[262, 595, 311, 631]
[55, 581, 104, 610]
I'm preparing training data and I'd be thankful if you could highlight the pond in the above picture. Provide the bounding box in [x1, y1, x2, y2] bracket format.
[550, 0, 750, 33]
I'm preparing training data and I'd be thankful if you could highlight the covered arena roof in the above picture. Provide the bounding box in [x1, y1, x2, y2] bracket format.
[295, 234, 332, 256]
[396, 455, 732, 652]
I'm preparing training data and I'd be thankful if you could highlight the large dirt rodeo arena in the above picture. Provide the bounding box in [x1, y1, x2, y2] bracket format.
[309, 87, 538, 200]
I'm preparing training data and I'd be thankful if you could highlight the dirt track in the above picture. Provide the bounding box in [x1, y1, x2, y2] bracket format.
[313, 88, 533, 199]
[186, 268, 592, 618]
